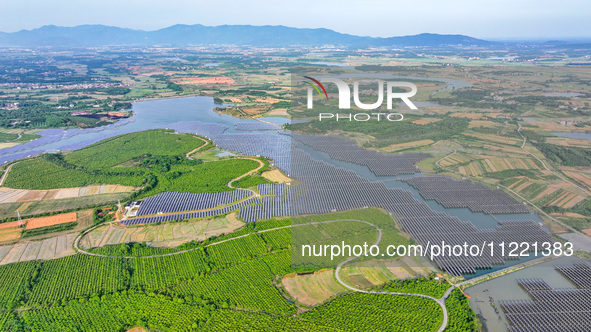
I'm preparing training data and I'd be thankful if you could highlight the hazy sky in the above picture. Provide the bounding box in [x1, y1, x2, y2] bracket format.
[0, 0, 589, 39]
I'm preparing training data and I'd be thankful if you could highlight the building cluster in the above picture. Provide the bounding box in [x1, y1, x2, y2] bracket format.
[1, 102, 19, 109]
[559, 119, 575, 126]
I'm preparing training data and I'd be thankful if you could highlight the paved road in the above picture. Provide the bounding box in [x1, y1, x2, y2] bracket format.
[0, 161, 18, 186]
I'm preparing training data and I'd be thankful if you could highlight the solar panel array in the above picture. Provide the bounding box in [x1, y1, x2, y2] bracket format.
[403, 175, 530, 214]
[501, 262, 591, 331]
[213, 133, 291, 173]
[0, 134, 62, 161]
[229, 148, 551, 275]
[235, 122, 279, 131]
[107, 122, 551, 276]
[289, 149, 421, 216]
[238, 183, 291, 222]
[238, 195, 291, 222]
[556, 263, 591, 289]
[136, 190, 251, 216]
[293, 133, 429, 176]
[395, 217, 549, 275]
[177, 121, 228, 139]
[517, 279, 553, 292]
[258, 183, 290, 196]
[120, 196, 260, 226]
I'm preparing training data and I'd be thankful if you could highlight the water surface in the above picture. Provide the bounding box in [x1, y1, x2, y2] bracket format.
[552, 132, 591, 140]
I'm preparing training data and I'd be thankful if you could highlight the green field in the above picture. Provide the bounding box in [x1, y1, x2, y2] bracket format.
[64, 130, 205, 170]
[149, 159, 261, 195]
[4, 158, 142, 189]
[298, 115, 469, 148]
[0, 211, 476, 331]
[0, 132, 39, 143]
[291, 208, 410, 267]
[3, 130, 267, 200]
[380, 276, 451, 298]
[232, 175, 271, 189]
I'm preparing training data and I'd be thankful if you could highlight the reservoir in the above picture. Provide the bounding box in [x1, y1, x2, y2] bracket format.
[0, 96, 286, 164]
[465, 256, 583, 331]
[552, 131, 591, 140]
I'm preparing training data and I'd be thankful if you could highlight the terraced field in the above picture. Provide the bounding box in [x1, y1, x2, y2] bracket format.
[0, 185, 134, 204]
[282, 256, 437, 307]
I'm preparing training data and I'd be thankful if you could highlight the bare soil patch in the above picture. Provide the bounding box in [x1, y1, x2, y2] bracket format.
[25, 212, 77, 230]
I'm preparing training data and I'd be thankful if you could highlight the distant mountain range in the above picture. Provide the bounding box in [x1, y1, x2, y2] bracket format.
[0, 24, 498, 48]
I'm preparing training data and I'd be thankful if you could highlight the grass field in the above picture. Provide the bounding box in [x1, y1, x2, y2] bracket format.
[6, 156, 262, 198]
[282, 269, 346, 306]
[562, 169, 591, 191]
[479, 157, 541, 173]
[146, 158, 261, 196]
[0, 233, 77, 264]
[439, 153, 472, 167]
[412, 118, 442, 125]
[544, 190, 586, 209]
[463, 132, 520, 146]
[0, 223, 21, 242]
[468, 120, 497, 128]
[64, 130, 205, 170]
[455, 157, 542, 177]
[546, 137, 591, 148]
[187, 147, 230, 161]
[4, 158, 142, 190]
[231, 175, 271, 189]
[0, 132, 39, 144]
[0, 209, 93, 262]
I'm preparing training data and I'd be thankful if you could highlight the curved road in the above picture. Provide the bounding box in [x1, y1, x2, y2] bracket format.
[121, 142, 265, 221]
[74, 218, 451, 331]
[332, 219, 449, 332]
[185, 136, 209, 160]
[77, 135, 451, 330]
[0, 161, 18, 187]
[433, 141, 456, 171]
[227, 157, 264, 191]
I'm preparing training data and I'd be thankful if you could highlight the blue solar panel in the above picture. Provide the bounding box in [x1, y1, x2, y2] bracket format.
[136, 190, 251, 216]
